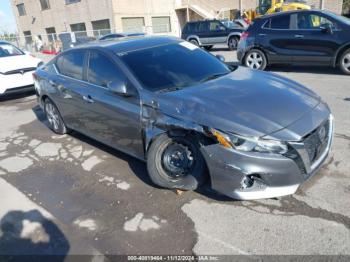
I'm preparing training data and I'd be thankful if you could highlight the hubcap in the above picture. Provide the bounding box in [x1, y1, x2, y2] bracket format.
[229, 38, 237, 49]
[45, 103, 60, 131]
[246, 52, 263, 69]
[161, 142, 194, 178]
[190, 40, 198, 46]
[342, 53, 350, 73]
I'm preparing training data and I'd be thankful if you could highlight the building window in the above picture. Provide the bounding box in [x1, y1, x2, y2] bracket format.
[23, 31, 32, 44]
[17, 3, 26, 16]
[65, 0, 81, 4]
[152, 16, 171, 33]
[122, 17, 145, 33]
[45, 27, 57, 42]
[91, 19, 111, 37]
[70, 23, 87, 37]
[39, 0, 50, 10]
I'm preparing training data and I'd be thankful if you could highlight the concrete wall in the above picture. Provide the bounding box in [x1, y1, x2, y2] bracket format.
[112, 0, 180, 36]
[12, 0, 114, 38]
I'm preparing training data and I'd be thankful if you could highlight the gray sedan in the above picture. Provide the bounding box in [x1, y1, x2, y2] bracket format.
[33, 36, 333, 200]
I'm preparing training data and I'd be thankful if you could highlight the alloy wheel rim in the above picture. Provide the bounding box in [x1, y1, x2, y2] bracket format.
[161, 142, 194, 179]
[46, 103, 60, 131]
[246, 52, 263, 69]
[342, 53, 350, 73]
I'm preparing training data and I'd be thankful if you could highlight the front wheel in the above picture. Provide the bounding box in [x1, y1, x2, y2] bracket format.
[244, 49, 267, 70]
[340, 49, 350, 75]
[147, 133, 207, 191]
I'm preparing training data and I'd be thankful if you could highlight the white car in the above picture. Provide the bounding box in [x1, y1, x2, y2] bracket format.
[0, 41, 43, 96]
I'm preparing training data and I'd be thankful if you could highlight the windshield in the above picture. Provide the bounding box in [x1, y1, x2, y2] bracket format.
[119, 42, 232, 92]
[0, 44, 24, 58]
[324, 11, 350, 26]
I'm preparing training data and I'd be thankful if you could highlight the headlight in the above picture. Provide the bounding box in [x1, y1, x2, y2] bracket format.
[210, 128, 288, 154]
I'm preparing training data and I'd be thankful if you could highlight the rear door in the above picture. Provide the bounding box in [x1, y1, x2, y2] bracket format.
[290, 12, 340, 65]
[259, 14, 294, 63]
[52, 50, 91, 131]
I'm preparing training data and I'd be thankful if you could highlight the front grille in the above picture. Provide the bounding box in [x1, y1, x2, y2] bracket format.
[303, 120, 330, 165]
[3, 67, 36, 75]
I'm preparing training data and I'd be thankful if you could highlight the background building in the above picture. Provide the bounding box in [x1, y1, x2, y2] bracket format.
[10, 0, 345, 50]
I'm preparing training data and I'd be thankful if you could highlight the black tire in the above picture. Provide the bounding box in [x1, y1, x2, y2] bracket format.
[44, 98, 68, 135]
[228, 36, 239, 50]
[244, 49, 267, 70]
[189, 39, 199, 46]
[147, 133, 206, 191]
[339, 49, 350, 75]
[203, 45, 213, 51]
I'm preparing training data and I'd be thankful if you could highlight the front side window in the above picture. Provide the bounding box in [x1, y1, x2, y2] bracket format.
[270, 15, 291, 29]
[56, 50, 85, 80]
[209, 21, 225, 31]
[17, 3, 26, 16]
[297, 13, 335, 29]
[39, 0, 50, 10]
[87, 52, 124, 87]
[0, 44, 24, 58]
[119, 42, 232, 92]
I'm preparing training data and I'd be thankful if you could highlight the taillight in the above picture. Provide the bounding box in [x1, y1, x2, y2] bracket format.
[32, 72, 38, 81]
[241, 32, 250, 40]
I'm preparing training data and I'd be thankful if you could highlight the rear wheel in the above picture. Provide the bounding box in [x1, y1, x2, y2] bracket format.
[44, 98, 68, 135]
[244, 49, 267, 70]
[189, 39, 199, 46]
[147, 133, 206, 191]
[228, 36, 239, 50]
[340, 49, 350, 75]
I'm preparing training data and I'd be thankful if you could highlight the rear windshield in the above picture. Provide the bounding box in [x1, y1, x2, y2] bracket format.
[118, 42, 232, 92]
[0, 44, 24, 58]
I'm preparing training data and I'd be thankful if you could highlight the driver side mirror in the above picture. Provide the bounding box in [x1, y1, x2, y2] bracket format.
[107, 79, 131, 97]
[321, 24, 333, 34]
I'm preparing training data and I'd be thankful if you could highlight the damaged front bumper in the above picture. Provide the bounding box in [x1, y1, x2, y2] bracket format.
[200, 116, 333, 200]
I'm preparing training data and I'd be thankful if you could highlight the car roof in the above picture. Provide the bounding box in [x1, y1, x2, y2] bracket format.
[72, 35, 182, 54]
[259, 9, 329, 20]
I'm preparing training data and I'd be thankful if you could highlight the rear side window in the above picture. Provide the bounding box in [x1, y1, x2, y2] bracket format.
[184, 23, 198, 33]
[87, 51, 124, 87]
[56, 50, 85, 80]
[269, 15, 291, 29]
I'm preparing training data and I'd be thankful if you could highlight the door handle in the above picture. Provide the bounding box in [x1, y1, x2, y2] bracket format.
[83, 95, 94, 103]
[294, 34, 304, 38]
[259, 33, 267, 36]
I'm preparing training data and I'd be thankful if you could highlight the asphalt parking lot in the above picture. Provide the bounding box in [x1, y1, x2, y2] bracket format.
[0, 48, 349, 259]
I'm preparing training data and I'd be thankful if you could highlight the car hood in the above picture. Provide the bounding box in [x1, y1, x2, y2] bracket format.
[0, 54, 41, 74]
[157, 67, 321, 139]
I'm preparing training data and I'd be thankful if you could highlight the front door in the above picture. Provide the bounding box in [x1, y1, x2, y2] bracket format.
[290, 12, 340, 65]
[82, 50, 143, 158]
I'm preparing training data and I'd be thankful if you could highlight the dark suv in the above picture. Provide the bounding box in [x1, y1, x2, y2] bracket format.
[181, 20, 244, 50]
[237, 10, 350, 74]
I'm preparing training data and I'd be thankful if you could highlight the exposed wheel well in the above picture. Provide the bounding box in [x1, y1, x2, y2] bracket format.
[335, 45, 350, 66]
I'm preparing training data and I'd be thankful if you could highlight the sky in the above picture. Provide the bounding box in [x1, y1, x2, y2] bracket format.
[0, 0, 17, 34]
